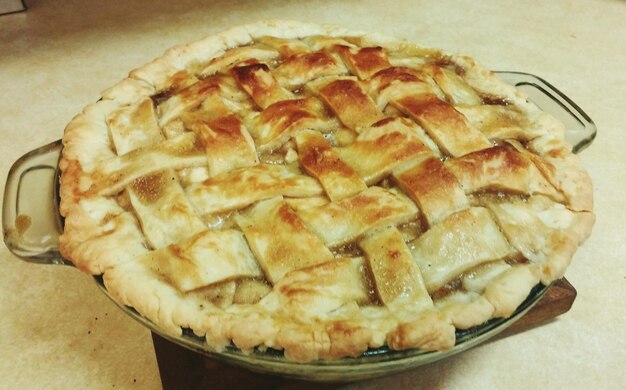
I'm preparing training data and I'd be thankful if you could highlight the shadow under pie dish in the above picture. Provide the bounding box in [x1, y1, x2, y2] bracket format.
[57, 20, 595, 367]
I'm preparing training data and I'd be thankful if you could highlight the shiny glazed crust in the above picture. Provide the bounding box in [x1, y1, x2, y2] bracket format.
[58, 20, 594, 362]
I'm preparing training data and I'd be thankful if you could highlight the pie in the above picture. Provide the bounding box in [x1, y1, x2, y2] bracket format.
[58, 20, 594, 362]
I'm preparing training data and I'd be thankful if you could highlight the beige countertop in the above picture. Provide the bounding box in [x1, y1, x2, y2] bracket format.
[1, 0, 625, 388]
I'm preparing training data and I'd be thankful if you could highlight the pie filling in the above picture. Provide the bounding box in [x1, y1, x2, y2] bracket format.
[59, 21, 594, 362]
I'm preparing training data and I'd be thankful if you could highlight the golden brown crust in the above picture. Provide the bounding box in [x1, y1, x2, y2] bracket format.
[393, 155, 468, 226]
[59, 20, 594, 363]
[314, 77, 384, 131]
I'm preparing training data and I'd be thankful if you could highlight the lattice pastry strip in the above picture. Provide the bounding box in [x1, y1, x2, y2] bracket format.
[127, 170, 207, 249]
[261, 256, 370, 319]
[106, 97, 164, 155]
[308, 76, 385, 131]
[295, 130, 367, 202]
[138, 229, 262, 292]
[185, 164, 323, 215]
[410, 207, 518, 293]
[256, 36, 312, 57]
[232, 62, 295, 109]
[157, 75, 223, 126]
[182, 101, 259, 177]
[485, 195, 595, 284]
[333, 45, 392, 80]
[296, 186, 418, 248]
[457, 104, 535, 141]
[445, 142, 564, 201]
[424, 64, 483, 106]
[244, 96, 339, 152]
[84, 132, 206, 196]
[433, 260, 540, 327]
[392, 155, 469, 227]
[392, 93, 492, 157]
[235, 196, 334, 283]
[273, 51, 348, 89]
[337, 117, 434, 184]
[198, 44, 281, 78]
[366, 66, 438, 110]
[361, 65, 490, 157]
[359, 225, 431, 308]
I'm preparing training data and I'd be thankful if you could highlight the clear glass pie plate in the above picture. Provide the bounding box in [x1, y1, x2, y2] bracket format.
[2, 72, 596, 382]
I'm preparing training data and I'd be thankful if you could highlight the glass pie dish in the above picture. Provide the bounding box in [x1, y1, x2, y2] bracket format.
[2, 72, 596, 382]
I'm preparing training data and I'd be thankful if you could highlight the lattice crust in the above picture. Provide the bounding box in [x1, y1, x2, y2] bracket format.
[58, 20, 595, 362]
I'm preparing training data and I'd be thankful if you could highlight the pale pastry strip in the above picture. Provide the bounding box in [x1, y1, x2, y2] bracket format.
[333, 45, 391, 80]
[284, 195, 330, 211]
[393, 93, 492, 157]
[359, 226, 431, 306]
[424, 65, 482, 106]
[139, 229, 262, 293]
[202, 75, 256, 116]
[186, 164, 324, 215]
[485, 196, 594, 284]
[127, 170, 207, 249]
[157, 75, 223, 126]
[410, 207, 517, 292]
[183, 111, 259, 177]
[274, 51, 347, 89]
[456, 105, 532, 141]
[509, 138, 591, 211]
[199, 45, 281, 77]
[106, 98, 164, 155]
[358, 225, 457, 351]
[295, 130, 367, 201]
[304, 35, 357, 51]
[260, 257, 369, 318]
[526, 139, 593, 212]
[392, 155, 469, 226]
[231, 62, 294, 109]
[460, 260, 512, 293]
[445, 144, 562, 200]
[366, 67, 434, 110]
[86, 132, 207, 196]
[255, 36, 312, 57]
[337, 117, 433, 184]
[246, 97, 339, 152]
[235, 197, 334, 283]
[310, 76, 384, 131]
[297, 186, 418, 248]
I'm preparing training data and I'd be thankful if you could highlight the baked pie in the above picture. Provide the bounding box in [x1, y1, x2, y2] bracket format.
[58, 20, 594, 362]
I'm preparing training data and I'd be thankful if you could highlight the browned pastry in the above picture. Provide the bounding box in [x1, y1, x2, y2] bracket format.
[58, 21, 594, 362]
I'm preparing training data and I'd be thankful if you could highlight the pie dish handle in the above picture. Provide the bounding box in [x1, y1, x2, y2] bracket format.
[494, 71, 597, 153]
[2, 140, 71, 266]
